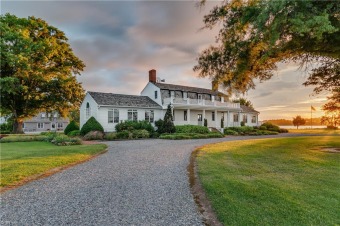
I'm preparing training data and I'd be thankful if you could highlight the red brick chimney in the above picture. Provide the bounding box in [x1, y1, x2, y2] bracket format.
[149, 69, 157, 83]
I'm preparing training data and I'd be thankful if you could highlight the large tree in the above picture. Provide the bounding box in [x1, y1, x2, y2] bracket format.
[292, 115, 306, 129]
[194, 0, 339, 98]
[232, 97, 254, 109]
[0, 14, 85, 133]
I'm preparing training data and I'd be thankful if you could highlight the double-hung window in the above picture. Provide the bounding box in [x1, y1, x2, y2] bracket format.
[145, 110, 154, 123]
[155, 91, 158, 99]
[184, 110, 187, 121]
[128, 110, 138, 121]
[233, 114, 239, 122]
[251, 115, 257, 123]
[37, 123, 44, 129]
[212, 112, 215, 121]
[114, 109, 119, 123]
[58, 123, 63, 128]
[108, 109, 114, 123]
[243, 115, 248, 123]
[108, 109, 119, 123]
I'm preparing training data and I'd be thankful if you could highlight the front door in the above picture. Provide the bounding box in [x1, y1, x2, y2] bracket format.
[51, 123, 56, 131]
[198, 114, 203, 126]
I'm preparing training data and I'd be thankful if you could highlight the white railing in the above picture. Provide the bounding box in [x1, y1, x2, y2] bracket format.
[163, 98, 240, 109]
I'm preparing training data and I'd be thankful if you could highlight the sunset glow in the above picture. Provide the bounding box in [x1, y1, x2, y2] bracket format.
[3, 1, 329, 120]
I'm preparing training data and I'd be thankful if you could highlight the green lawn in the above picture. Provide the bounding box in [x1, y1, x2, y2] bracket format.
[1, 142, 107, 187]
[197, 136, 340, 226]
[288, 128, 340, 135]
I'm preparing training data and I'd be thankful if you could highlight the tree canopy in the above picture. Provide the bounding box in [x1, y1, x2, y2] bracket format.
[0, 14, 85, 133]
[194, 0, 339, 96]
[232, 97, 254, 109]
[292, 115, 306, 129]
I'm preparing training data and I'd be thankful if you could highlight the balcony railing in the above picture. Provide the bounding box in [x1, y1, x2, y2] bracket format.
[163, 98, 240, 109]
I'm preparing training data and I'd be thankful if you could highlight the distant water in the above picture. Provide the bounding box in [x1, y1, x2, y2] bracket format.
[280, 125, 326, 129]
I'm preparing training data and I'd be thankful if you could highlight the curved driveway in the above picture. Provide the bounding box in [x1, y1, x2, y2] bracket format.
[1, 134, 307, 225]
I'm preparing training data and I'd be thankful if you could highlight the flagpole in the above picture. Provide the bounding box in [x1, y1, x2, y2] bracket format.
[311, 105, 312, 129]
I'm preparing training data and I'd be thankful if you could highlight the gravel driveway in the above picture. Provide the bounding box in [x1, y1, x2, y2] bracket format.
[0, 134, 309, 225]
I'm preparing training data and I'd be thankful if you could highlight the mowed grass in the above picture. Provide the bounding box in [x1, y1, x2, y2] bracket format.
[197, 136, 340, 226]
[288, 128, 340, 135]
[0, 142, 107, 187]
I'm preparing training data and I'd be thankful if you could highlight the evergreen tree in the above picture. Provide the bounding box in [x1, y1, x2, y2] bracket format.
[162, 104, 176, 133]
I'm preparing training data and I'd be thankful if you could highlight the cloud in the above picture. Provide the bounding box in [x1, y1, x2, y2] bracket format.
[2, 1, 329, 120]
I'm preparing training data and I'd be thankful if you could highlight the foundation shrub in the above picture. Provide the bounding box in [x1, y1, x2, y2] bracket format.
[83, 131, 104, 140]
[115, 120, 154, 133]
[105, 132, 117, 140]
[80, 117, 104, 135]
[64, 120, 79, 135]
[132, 129, 150, 138]
[175, 125, 210, 134]
[68, 130, 80, 137]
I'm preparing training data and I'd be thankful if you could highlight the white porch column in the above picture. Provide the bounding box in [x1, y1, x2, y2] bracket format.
[238, 112, 241, 126]
[215, 110, 218, 128]
[227, 111, 230, 128]
[187, 109, 191, 125]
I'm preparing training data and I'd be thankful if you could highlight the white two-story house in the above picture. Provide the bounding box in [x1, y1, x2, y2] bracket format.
[80, 69, 259, 132]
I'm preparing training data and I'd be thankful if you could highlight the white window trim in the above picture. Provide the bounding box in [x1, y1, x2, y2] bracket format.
[37, 122, 44, 129]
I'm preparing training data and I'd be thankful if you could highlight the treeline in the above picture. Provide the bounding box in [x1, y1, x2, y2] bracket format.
[264, 118, 323, 126]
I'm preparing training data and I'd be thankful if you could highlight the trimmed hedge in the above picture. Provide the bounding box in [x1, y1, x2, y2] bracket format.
[0, 135, 47, 143]
[115, 120, 154, 133]
[64, 120, 79, 135]
[68, 130, 80, 137]
[80, 117, 104, 135]
[175, 125, 210, 134]
[159, 132, 223, 140]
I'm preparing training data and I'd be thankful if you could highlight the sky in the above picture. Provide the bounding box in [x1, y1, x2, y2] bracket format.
[2, 1, 329, 120]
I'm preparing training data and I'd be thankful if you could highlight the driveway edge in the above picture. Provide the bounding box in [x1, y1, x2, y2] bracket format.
[188, 147, 223, 226]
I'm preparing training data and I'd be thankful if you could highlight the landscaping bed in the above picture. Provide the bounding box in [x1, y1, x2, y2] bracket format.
[196, 136, 340, 225]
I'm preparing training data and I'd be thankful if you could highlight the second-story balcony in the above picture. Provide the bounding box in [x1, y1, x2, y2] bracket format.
[163, 97, 240, 109]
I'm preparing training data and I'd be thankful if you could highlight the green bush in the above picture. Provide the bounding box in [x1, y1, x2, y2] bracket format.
[151, 132, 160, 138]
[240, 121, 245, 126]
[80, 117, 104, 135]
[0, 135, 47, 143]
[175, 125, 210, 134]
[224, 129, 239, 135]
[0, 131, 11, 134]
[159, 132, 223, 140]
[115, 120, 154, 133]
[279, 128, 289, 133]
[0, 120, 13, 132]
[83, 131, 104, 140]
[51, 134, 82, 145]
[105, 132, 117, 140]
[132, 129, 150, 139]
[116, 131, 131, 139]
[204, 118, 208, 127]
[261, 122, 280, 132]
[225, 126, 254, 134]
[259, 125, 267, 130]
[64, 120, 79, 135]
[207, 132, 224, 138]
[68, 130, 80, 137]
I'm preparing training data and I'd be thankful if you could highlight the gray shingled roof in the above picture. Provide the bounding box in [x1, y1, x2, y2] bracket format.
[88, 92, 161, 108]
[153, 83, 226, 96]
[240, 105, 259, 113]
